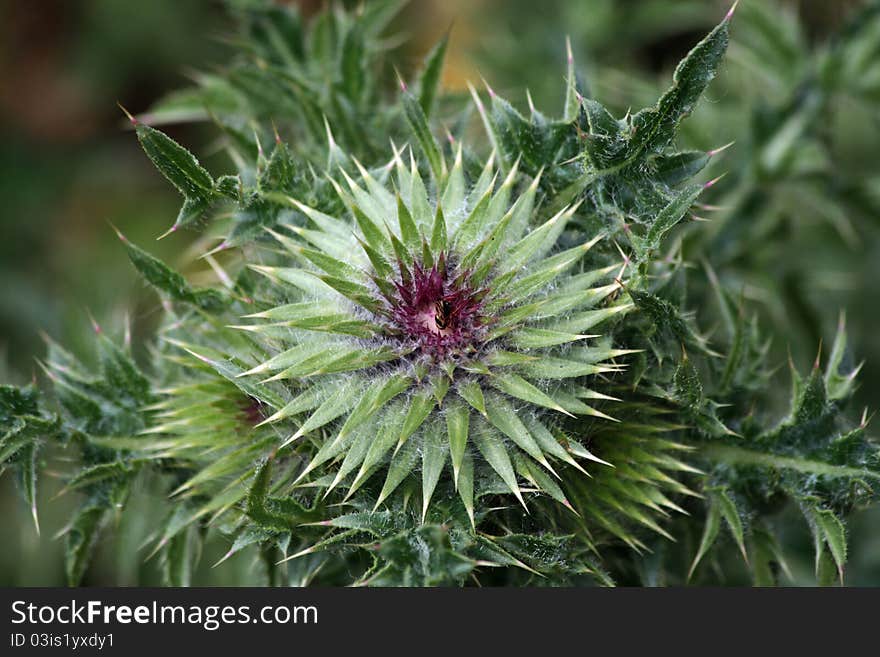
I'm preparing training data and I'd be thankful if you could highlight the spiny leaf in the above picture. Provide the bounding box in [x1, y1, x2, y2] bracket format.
[421, 422, 447, 520]
[397, 390, 435, 450]
[651, 150, 711, 186]
[457, 380, 487, 417]
[65, 505, 107, 586]
[508, 327, 594, 349]
[430, 203, 448, 252]
[417, 31, 449, 117]
[283, 380, 362, 447]
[630, 184, 703, 262]
[804, 505, 847, 581]
[472, 422, 524, 508]
[162, 530, 192, 587]
[401, 87, 444, 180]
[485, 394, 554, 474]
[133, 121, 215, 231]
[515, 453, 569, 508]
[627, 9, 733, 159]
[491, 372, 572, 417]
[440, 146, 465, 216]
[375, 437, 419, 509]
[516, 357, 610, 380]
[331, 374, 410, 446]
[119, 233, 226, 311]
[340, 24, 366, 102]
[19, 443, 39, 534]
[396, 193, 420, 248]
[446, 401, 470, 487]
[457, 453, 475, 528]
[348, 402, 407, 497]
[711, 488, 748, 564]
[689, 501, 721, 581]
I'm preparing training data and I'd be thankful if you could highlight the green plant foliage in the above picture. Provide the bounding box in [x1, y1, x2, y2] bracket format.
[37, 332, 154, 584]
[3, 0, 878, 587]
[690, 319, 877, 581]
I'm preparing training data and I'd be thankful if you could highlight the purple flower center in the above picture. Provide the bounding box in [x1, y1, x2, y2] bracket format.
[385, 255, 485, 360]
[238, 396, 265, 426]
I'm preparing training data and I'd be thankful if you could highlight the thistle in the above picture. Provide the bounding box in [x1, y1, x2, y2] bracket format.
[214, 149, 634, 522]
[2, 0, 878, 587]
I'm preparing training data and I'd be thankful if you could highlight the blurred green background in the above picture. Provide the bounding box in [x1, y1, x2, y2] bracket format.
[1, 0, 878, 585]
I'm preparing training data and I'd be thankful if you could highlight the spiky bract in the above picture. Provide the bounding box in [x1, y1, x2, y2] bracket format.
[195, 149, 636, 522]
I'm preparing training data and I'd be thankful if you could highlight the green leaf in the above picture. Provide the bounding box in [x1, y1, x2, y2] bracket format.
[484, 394, 553, 473]
[516, 357, 608, 380]
[64, 461, 135, 492]
[397, 391, 435, 450]
[162, 530, 192, 587]
[272, 344, 386, 379]
[651, 150, 711, 186]
[673, 354, 703, 409]
[750, 526, 790, 586]
[457, 380, 487, 417]
[457, 453, 475, 528]
[353, 206, 392, 254]
[688, 500, 721, 581]
[487, 92, 568, 174]
[19, 442, 39, 534]
[341, 168, 395, 233]
[514, 453, 568, 506]
[242, 299, 350, 322]
[453, 184, 495, 249]
[283, 379, 362, 446]
[431, 203, 448, 252]
[825, 313, 857, 401]
[417, 32, 449, 117]
[358, 238, 395, 282]
[701, 444, 880, 482]
[348, 403, 408, 497]
[508, 327, 592, 349]
[279, 224, 354, 262]
[120, 234, 226, 311]
[421, 422, 447, 519]
[292, 243, 365, 282]
[711, 488, 747, 564]
[541, 303, 632, 335]
[499, 200, 574, 274]
[375, 436, 419, 508]
[486, 350, 537, 368]
[65, 505, 107, 586]
[472, 423, 524, 507]
[445, 401, 470, 486]
[244, 455, 272, 508]
[521, 415, 587, 472]
[431, 374, 451, 406]
[401, 89, 444, 180]
[580, 98, 622, 169]
[804, 506, 848, 580]
[396, 194, 420, 248]
[327, 426, 375, 493]
[630, 184, 703, 262]
[441, 146, 465, 216]
[627, 11, 732, 159]
[340, 24, 366, 102]
[134, 122, 215, 230]
[332, 374, 410, 445]
[316, 275, 385, 313]
[491, 372, 571, 417]
[406, 159, 433, 228]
